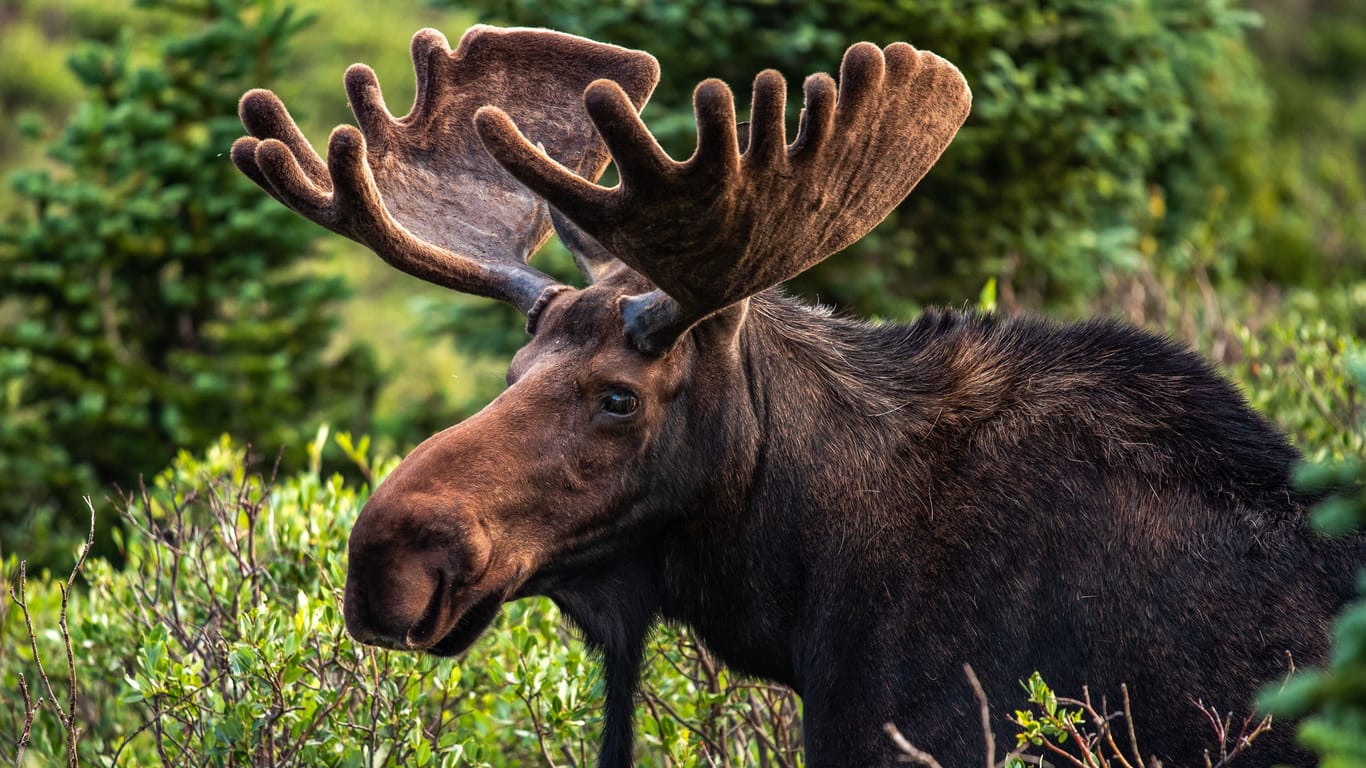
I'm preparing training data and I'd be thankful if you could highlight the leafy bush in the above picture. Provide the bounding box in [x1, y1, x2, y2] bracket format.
[8, 286, 1359, 766]
[1263, 360, 1366, 768]
[1, 434, 803, 767]
[0, 0, 381, 569]
[1, 4, 1362, 767]
[1225, 284, 1366, 461]
[452, 0, 1270, 316]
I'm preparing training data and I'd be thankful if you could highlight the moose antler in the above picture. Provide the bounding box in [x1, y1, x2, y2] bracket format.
[475, 42, 970, 350]
[231, 26, 658, 313]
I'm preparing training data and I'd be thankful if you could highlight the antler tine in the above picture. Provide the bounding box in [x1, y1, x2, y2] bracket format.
[232, 26, 659, 314]
[476, 41, 970, 351]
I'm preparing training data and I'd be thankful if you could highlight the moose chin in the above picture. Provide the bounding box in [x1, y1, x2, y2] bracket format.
[232, 24, 1365, 768]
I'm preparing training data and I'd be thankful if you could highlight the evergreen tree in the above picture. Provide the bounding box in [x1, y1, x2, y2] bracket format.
[0, 0, 380, 566]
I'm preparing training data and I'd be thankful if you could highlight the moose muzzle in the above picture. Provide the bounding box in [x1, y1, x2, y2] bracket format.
[342, 485, 509, 655]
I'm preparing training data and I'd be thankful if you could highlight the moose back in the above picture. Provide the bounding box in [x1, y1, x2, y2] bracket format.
[231, 24, 1363, 768]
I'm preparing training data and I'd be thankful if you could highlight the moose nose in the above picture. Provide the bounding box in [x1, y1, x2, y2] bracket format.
[342, 556, 448, 649]
[342, 504, 460, 649]
[342, 577, 389, 647]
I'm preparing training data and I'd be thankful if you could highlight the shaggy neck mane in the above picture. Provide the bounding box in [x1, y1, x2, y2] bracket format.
[742, 291, 1017, 441]
[746, 292, 921, 416]
[738, 289, 1308, 531]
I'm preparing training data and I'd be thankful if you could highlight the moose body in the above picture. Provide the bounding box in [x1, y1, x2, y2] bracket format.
[232, 25, 1362, 767]
[511, 281, 1357, 767]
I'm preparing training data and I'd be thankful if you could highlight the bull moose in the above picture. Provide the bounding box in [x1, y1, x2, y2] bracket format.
[231, 24, 1363, 768]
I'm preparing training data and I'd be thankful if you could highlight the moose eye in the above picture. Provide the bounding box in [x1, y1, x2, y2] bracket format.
[599, 388, 640, 418]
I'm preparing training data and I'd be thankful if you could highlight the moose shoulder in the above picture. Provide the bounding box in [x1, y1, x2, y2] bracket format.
[232, 24, 1364, 768]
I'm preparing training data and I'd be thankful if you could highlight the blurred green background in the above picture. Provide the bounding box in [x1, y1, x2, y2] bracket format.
[1, 0, 1364, 765]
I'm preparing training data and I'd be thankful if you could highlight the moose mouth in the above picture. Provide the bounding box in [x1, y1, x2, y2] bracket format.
[426, 593, 508, 650]
[418, 588, 508, 657]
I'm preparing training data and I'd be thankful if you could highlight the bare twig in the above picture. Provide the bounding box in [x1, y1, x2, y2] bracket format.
[558, 742, 583, 768]
[15, 672, 37, 765]
[1195, 699, 1273, 768]
[1122, 684, 1144, 768]
[58, 500, 96, 767]
[1283, 651, 1296, 682]
[14, 562, 62, 728]
[1090, 691, 1135, 768]
[884, 723, 944, 768]
[1037, 735, 1095, 768]
[962, 664, 995, 768]
[9, 499, 96, 768]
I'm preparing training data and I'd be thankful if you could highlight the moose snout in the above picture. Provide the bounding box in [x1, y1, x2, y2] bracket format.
[342, 502, 467, 650]
[342, 552, 447, 649]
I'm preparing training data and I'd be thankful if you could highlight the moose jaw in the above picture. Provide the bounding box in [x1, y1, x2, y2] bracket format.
[231, 24, 1364, 768]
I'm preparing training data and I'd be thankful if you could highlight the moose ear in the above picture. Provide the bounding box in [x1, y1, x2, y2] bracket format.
[693, 301, 750, 355]
[550, 207, 621, 284]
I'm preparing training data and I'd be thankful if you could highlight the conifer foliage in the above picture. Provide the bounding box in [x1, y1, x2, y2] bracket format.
[0, 0, 379, 565]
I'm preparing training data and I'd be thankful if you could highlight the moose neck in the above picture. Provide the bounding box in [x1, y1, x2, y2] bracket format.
[653, 292, 950, 692]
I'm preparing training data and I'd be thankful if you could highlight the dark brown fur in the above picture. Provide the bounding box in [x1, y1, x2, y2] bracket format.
[346, 270, 1363, 768]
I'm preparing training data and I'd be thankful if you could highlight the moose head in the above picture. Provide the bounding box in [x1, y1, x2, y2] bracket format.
[232, 25, 969, 656]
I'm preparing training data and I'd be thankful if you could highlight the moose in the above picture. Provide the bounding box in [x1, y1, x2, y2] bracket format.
[232, 25, 1363, 767]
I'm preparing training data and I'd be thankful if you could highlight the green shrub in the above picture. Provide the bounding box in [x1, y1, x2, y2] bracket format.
[1244, 0, 1366, 286]
[8, 293, 1360, 765]
[1262, 360, 1366, 768]
[1228, 284, 1366, 462]
[1, 434, 803, 767]
[0, 0, 381, 569]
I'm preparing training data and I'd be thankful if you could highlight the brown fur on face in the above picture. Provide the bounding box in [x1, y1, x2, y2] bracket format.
[343, 274, 694, 653]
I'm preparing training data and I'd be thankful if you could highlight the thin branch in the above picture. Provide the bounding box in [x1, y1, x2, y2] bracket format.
[1037, 733, 1095, 768]
[9, 502, 97, 768]
[1194, 699, 1273, 768]
[1094, 695, 1135, 768]
[13, 562, 63, 727]
[276, 678, 355, 767]
[884, 723, 944, 768]
[1122, 684, 1144, 768]
[15, 672, 36, 765]
[513, 656, 560, 768]
[642, 688, 729, 759]
[735, 688, 790, 766]
[56, 499, 97, 767]
[108, 669, 230, 765]
[962, 664, 995, 768]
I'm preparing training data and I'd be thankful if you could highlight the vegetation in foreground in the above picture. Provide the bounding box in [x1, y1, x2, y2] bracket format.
[3, 312, 1362, 767]
[4, 435, 805, 767]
